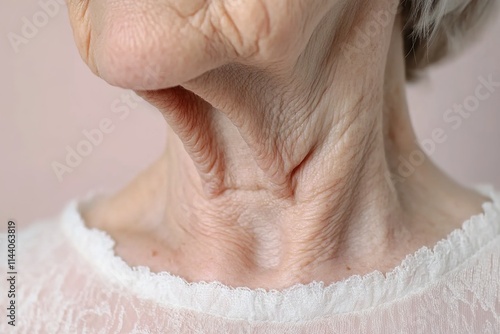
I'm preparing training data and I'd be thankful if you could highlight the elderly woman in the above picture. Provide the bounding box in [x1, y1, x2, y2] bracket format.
[2, 0, 499, 332]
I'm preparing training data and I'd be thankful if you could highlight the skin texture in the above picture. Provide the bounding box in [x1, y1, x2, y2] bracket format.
[68, 0, 488, 289]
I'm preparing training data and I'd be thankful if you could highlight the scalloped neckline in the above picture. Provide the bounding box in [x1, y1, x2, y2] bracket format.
[60, 186, 500, 322]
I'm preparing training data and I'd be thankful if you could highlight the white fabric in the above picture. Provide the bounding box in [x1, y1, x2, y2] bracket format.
[1, 186, 500, 333]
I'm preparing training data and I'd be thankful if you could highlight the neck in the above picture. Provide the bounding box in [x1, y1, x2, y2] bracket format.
[84, 3, 486, 289]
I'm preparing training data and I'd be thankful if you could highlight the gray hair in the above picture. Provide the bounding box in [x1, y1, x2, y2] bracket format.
[402, 0, 496, 76]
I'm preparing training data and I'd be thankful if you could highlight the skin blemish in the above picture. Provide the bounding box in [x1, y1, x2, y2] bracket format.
[151, 250, 158, 257]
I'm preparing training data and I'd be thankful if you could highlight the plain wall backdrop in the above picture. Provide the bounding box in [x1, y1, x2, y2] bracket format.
[1, 1, 499, 227]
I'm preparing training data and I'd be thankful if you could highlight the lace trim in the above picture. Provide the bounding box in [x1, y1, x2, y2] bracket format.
[60, 186, 500, 322]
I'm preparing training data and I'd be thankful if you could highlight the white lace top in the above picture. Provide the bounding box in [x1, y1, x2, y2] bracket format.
[1, 186, 500, 334]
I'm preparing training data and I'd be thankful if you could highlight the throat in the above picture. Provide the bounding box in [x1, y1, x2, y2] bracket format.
[80, 95, 489, 290]
[84, 117, 419, 289]
[79, 7, 489, 289]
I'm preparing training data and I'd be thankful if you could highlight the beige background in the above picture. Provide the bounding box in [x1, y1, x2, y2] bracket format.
[1, 2, 499, 227]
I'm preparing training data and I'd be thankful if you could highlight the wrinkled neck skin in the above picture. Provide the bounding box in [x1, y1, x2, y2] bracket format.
[84, 6, 486, 289]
